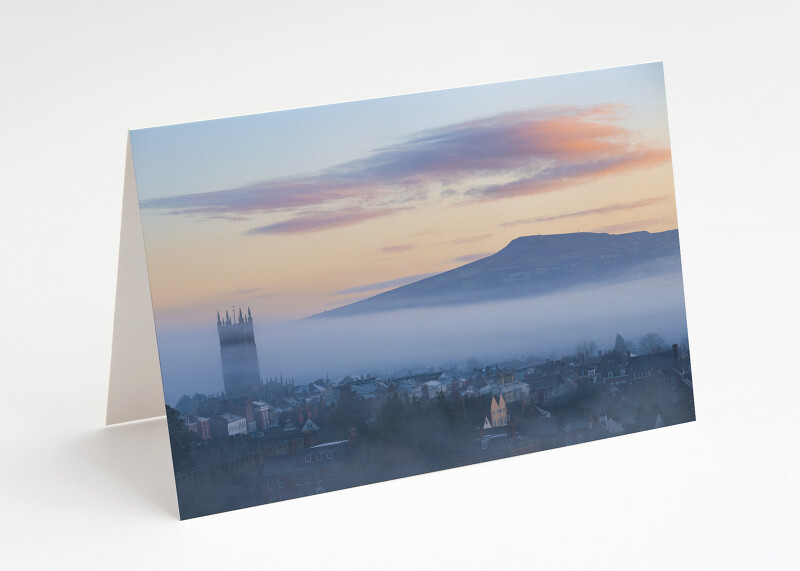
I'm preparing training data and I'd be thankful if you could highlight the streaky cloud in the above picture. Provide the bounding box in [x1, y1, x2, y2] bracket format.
[447, 251, 493, 264]
[245, 207, 406, 235]
[450, 233, 492, 244]
[378, 244, 417, 254]
[142, 104, 670, 234]
[335, 272, 438, 296]
[502, 196, 670, 227]
[475, 148, 671, 200]
[592, 218, 668, 234]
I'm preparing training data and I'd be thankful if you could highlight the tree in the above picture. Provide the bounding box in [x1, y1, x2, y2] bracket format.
[639, 333, 665, 354]
[614, 333, 627, 356]
[328, 386, 368, 439]
[575, 340, 597, 363]
[166, 405, 197, 472]
[378, 392, 405, 435]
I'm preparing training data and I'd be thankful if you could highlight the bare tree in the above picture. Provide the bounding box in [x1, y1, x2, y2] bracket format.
[575, 340, 597, 363]
[639, 333, 665, 354]
[614, 333, 627, 357]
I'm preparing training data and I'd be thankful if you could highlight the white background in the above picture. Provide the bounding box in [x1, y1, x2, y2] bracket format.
[1, 1, 798, 569]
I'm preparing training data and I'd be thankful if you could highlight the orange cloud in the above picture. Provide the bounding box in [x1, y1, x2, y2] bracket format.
[143, 105, 670, 233]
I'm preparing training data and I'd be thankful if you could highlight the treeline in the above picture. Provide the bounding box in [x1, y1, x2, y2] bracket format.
[575, 331, 680, 363]
[327, 388, 476, 481]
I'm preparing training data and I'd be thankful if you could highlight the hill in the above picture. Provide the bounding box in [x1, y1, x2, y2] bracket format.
[312, 230, 682, 318]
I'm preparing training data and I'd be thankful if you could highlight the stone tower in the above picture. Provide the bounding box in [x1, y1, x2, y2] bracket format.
[217, 307, 262, 398]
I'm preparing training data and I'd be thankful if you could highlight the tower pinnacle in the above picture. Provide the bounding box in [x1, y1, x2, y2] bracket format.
[216, 305, 262, 397]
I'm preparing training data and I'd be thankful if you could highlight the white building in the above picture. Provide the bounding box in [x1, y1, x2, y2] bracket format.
[216, 412, 248, 436]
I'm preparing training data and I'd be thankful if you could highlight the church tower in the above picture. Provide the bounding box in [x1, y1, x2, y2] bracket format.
[217, 306, 262, 398]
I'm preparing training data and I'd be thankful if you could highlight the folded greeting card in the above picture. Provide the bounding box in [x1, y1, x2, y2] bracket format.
[108, 62, 695, 519]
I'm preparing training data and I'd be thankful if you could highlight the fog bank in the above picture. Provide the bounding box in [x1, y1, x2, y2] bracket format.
[156, 272, 688, 405]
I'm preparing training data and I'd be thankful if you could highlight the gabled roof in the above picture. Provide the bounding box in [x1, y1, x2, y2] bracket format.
[474, 434, 514, 452]
[258, 441, 350, 478]
[627, 350, 676, 374]
[563, 417, 590, 432]
[461, 387, 479, 398]
[527, 376, 558, 391]
[301, 419, 320, 432]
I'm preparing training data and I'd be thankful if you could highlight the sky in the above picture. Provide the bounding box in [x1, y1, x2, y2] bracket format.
[131, 62, 678, 328]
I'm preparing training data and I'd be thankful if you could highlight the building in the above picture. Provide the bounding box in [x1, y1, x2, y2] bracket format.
[493, 380, 530, 405]
[627, 344, 688, 384]
[490, 394, 509, 427]
[217, 307, 262, 398]
[220, 397, 255, 433]
[252, 400, 275, 431]
[527, 375, 557, 406]
[185, 415, 211, 440]
[257, 440, 354, 503]
[211, 412, 248, 438]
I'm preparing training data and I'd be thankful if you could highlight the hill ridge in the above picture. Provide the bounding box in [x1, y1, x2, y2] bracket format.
[312, 229, 681, 318]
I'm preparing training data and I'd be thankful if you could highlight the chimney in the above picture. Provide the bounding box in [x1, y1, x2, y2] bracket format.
[672, 344, 679, 367]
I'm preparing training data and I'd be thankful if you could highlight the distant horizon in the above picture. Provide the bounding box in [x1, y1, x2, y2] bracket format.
[134, 63, 677, 328]
[159, 269, 689, 405]
[308, 227, 681, 318]
[130, 63, 686, 405]
[165, 311, 691, 407]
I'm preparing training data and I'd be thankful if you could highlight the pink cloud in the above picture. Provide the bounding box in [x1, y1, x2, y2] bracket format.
[378, 244, 417, 254]
[143, 105, 670, 234]
[246, 207, 407, 235]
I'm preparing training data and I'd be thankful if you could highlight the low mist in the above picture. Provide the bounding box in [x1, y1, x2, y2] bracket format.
[156, 272, 689, 405]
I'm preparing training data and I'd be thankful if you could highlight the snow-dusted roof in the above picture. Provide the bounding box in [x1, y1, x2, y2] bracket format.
[309, 440, 349, 449]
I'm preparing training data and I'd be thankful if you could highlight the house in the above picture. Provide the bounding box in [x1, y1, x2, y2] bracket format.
[527, 375, 558, 407]
[185, 415, 211, 440]
[406, 378, 448, 401]
[597, 363, 627, 382]
[349, 379, 387, 400]
[454, 433, 541, 466]
[301, 419, 320, 433]
[211, 412, 248, 438]
[497, 380, 530, 405]
[257, 440, 353, 503]
[561, 417, 591, 446]
[219, 397, 255, 433]
[627, 344, 683, 381]
[251, 400, 275, 431]
[281, 417, 299, 433]
[395, 371, 446, 385]
[594, 413, 624, 436]
[490, 394, 509, 427]
[513, 368, 531, 382]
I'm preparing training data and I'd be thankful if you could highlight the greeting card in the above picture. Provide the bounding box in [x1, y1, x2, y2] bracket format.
[108, 62, 695, 519]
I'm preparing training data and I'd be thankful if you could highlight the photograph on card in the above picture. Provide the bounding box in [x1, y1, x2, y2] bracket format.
[130, 62, 695, 519]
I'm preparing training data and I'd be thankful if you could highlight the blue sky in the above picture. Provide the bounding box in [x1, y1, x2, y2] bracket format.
[131, 63, 669, 201]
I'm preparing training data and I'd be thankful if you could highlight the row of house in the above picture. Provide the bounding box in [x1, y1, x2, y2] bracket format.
[183, 396, 277, 440]
[180, 344, 689, 446]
